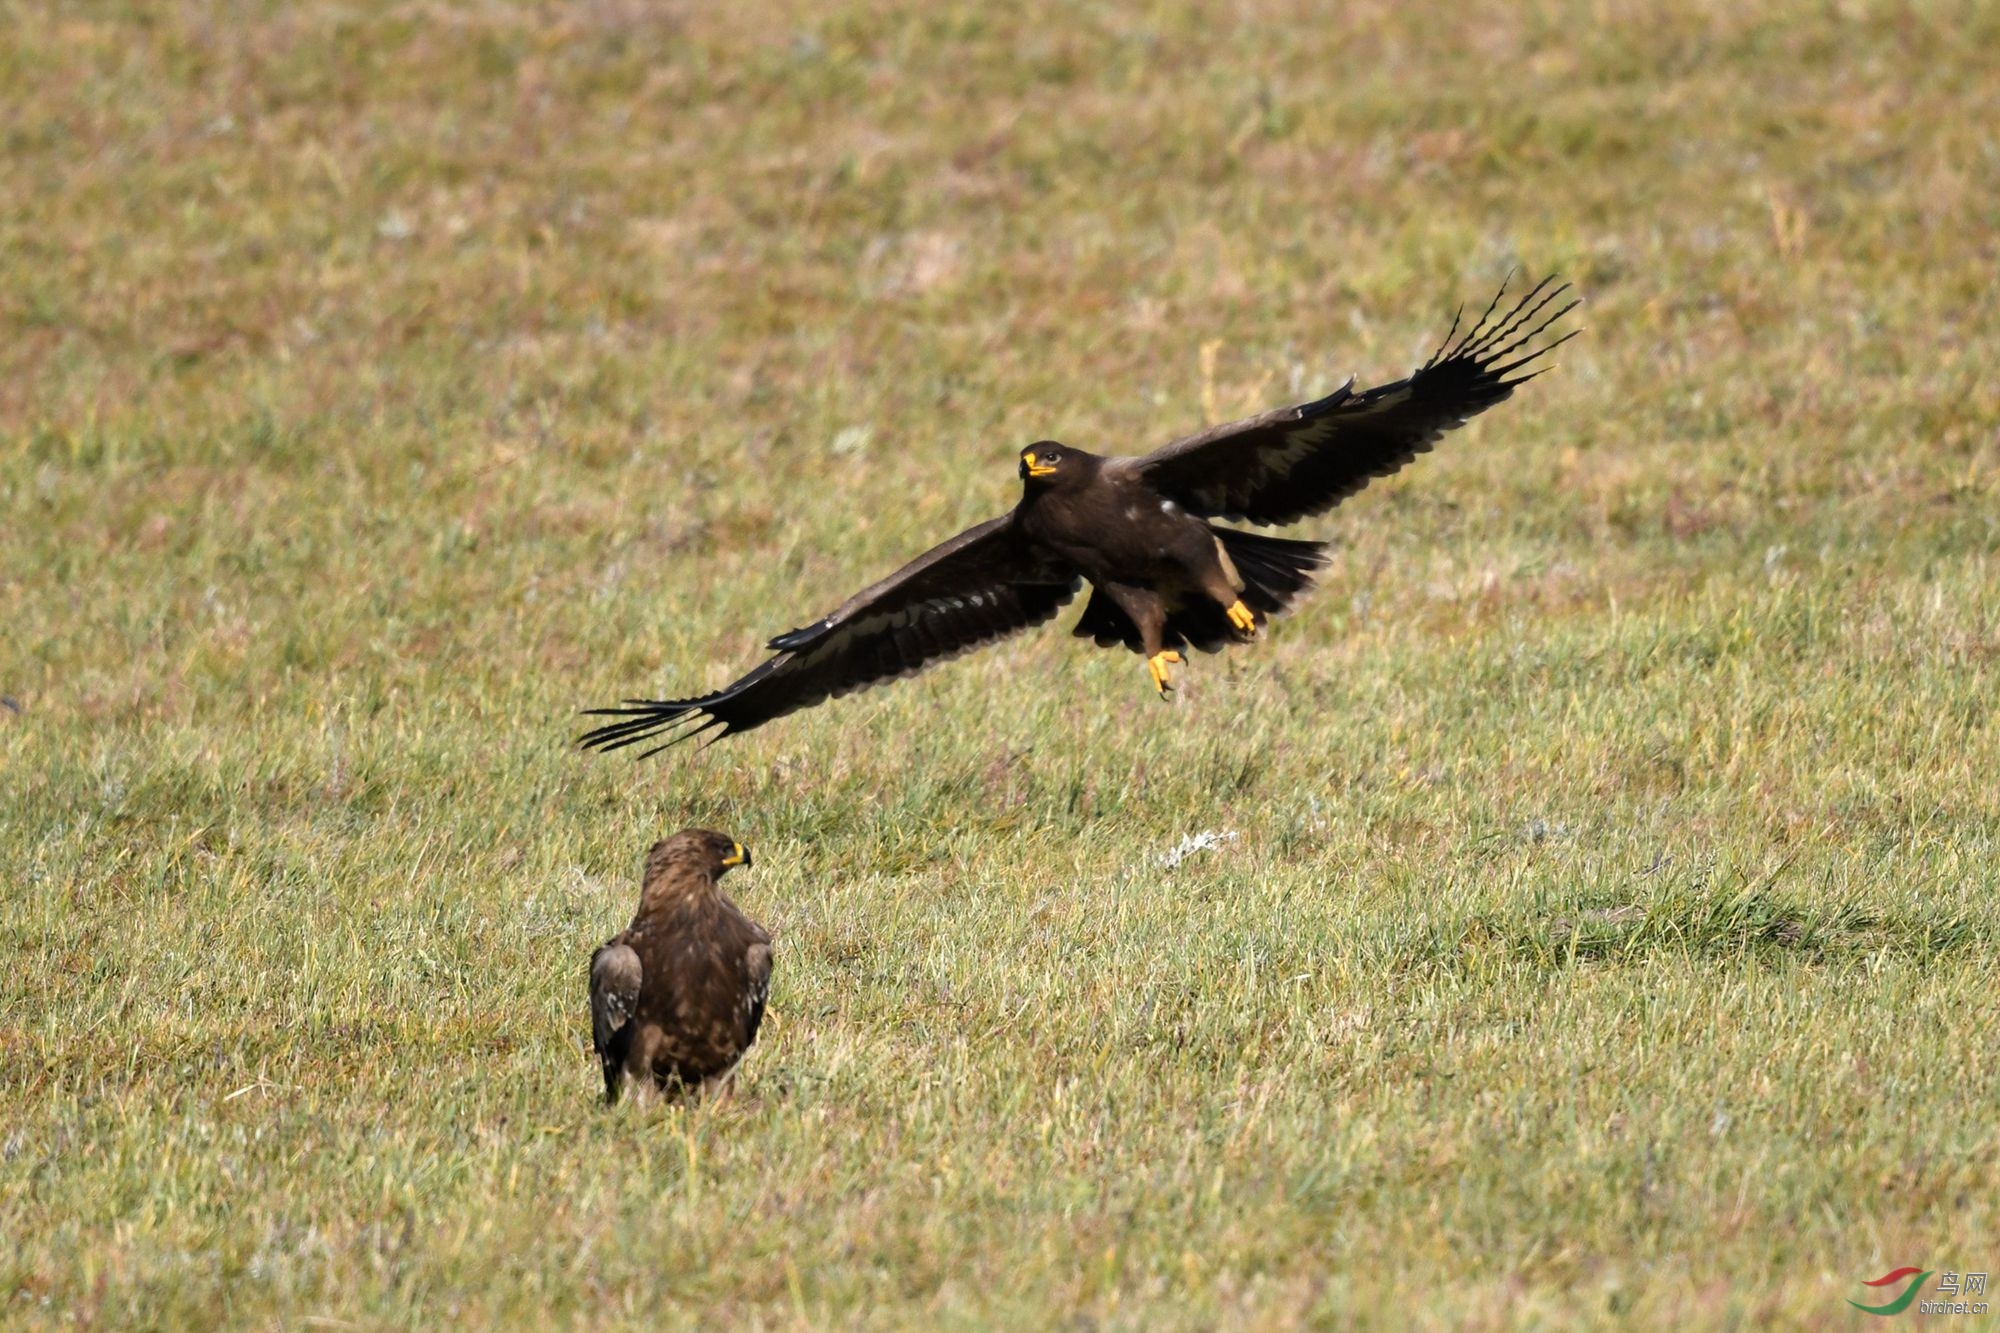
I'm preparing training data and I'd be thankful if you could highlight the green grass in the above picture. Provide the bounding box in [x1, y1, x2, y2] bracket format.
[6, 0, 2000, 1325]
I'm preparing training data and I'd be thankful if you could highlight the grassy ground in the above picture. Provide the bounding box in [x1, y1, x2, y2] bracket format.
[6, 0, 2000, 1326]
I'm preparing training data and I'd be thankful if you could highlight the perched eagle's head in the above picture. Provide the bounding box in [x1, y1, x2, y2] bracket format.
[643, 828, 752, 890]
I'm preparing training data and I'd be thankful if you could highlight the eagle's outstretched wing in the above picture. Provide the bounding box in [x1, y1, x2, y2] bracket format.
[578, 515, 1080, 754]
[1121, 275, 1579, 527]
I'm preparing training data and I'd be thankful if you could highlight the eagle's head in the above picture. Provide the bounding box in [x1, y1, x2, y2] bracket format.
[643, 828, 752, 891]
[1019, 441, 1092, 486]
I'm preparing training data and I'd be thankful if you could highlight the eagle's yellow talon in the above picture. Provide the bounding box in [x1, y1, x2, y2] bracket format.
[1147, 650, 1183, 696]
[1226, 600, 1258, 634]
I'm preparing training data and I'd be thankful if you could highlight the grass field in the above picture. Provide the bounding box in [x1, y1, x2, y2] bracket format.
[6, 0, 2000, 1326]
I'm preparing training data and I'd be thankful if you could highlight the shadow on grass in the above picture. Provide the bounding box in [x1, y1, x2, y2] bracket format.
[1396, 871, 1989, 978]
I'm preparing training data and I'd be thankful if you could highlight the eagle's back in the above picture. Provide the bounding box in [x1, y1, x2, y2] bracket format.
[624, 896, 772, 1090]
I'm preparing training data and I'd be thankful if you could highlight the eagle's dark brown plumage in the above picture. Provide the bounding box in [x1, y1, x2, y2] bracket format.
[581, 276, 1576, 753]
[589, 829, 772, 1105]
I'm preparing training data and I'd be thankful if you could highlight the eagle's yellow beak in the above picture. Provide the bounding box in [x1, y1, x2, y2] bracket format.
[721, 842, 751, 869]
[1021, 451, 1057, 479]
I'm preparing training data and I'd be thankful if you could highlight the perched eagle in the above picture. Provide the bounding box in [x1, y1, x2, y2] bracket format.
[581, 276, 1576, 754]
[588, 829, 773, 1105]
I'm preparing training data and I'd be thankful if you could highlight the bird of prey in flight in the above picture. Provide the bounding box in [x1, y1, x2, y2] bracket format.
[580, 275, 1577, 755]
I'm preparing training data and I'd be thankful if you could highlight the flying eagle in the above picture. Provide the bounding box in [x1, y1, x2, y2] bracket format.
[589, 829, 773, 1104]
[581, 275, 1576, 755]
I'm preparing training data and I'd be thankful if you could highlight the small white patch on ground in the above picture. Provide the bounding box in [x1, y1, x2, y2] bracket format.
[1157, 829, 1239, 869]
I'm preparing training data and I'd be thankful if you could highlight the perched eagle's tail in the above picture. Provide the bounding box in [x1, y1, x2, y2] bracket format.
[1071, 526, 1330, 654]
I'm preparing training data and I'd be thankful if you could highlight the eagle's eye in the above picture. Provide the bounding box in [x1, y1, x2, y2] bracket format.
[1043, 450, 1061, 464]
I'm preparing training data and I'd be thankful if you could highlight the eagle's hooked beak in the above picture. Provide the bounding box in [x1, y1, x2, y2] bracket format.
[721, 841, 751, 869]
[1020, 451, 1057, 479]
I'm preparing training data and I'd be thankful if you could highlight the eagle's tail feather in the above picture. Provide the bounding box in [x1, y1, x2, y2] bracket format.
[1212, 526, 1330, 617]
[1167, 526, 1330, 651]
[1071, 527, 1330, 655]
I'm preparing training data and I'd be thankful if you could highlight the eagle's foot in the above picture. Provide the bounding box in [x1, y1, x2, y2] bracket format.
[1225, 599, 1258, 635]
[1147, 650, 1183, 697]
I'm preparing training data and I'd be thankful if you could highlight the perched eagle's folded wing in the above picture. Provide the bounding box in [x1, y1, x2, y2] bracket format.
[578, 515, 1080, 754]
[589, 941, 642, 1104]
[743, 938, 773, 1048]
[1123, 275, 1579, 527]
